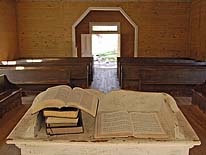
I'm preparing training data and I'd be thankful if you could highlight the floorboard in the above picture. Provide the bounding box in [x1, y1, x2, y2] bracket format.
[91, 67, 120, 93]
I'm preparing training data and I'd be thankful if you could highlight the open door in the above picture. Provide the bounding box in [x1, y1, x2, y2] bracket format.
[81, 34, 92, 57]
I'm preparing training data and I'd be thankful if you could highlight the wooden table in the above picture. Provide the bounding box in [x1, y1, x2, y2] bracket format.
[7, 91, 200, 155]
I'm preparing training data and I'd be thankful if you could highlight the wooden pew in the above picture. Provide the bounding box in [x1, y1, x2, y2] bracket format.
[0, 58, 93, 94]
[0, 75, 22, 118]
[0, 57, 93, 86]
[13, 57, 93, 83]
[69, 64, 89, 88]
[0, 66, 70, 94]
[120, 65, 141, 90]
[117, 57, 196, 80]
[192, 81, 206, 112]
[119, 57, 206, 96]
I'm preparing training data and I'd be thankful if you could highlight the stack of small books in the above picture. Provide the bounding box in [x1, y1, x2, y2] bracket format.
[43, 107, 83, 135]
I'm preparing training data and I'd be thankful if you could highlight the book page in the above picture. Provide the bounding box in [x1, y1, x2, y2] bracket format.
[43, 108, 79, 118]
[45, 117, 78, 124]
[84, 89, 105, 98]
[95, 111, 132, 138]
[47, 85, 72, 103]
[32, 91, 47, 106]
[46, 85, 72, 92]
[72, 88, 99, 117]
[31, 85, 73, 114]
[34, 85, 72, 104]
[130, 112, 167, 138]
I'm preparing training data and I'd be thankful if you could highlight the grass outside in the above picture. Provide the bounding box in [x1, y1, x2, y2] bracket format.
[95, 51, 117, 62]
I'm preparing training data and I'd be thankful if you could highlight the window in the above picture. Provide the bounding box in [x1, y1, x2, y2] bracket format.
[90, 22, 120, 34]
[92, 25, 118, 32]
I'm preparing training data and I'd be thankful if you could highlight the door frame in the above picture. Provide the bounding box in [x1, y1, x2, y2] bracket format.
[72, 7, 138, 57]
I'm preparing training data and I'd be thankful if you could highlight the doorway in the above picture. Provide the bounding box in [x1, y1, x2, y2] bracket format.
[89, 23, 120, 92]
[90, 22, 120, 68]
[92, 34, 120, 68]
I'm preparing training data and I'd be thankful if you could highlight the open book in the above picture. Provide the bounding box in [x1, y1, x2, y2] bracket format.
[95, 111, 167, 139]
[31, 85, 99, 117]
[94, 90, 184, 139]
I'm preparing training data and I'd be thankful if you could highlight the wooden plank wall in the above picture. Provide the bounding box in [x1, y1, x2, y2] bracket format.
[190, 0, 206, 60]
[0, 0, 18, 61]
[17, 1, 191, 58]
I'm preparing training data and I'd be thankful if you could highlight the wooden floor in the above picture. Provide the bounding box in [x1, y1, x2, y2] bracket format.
[0, 96, 32, 155]
[0, 68, 206, 155]
[91, 66, 120, 93]
[179, 105, 206, 155]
